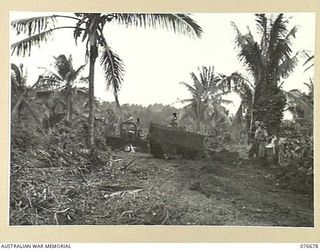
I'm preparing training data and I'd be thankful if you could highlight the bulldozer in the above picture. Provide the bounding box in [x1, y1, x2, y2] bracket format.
[148, 122, 205, 159]
[106, 121, 204, 159]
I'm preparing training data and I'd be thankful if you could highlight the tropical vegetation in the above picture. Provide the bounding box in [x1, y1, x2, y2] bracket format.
[231, 13, 300, 136]
[178, 66, 232, 134]
[9, 13, 314, 226]
[11, 13, 202, 149]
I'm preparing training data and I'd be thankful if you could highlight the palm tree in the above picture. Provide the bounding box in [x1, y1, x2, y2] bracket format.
[11, 63, 27, 119]
[38, 54, 86, 122]
[11, 63, 42, 120]
[222, 72, 254, 129]
[11, 13, 202, 150]
[286, 79, 313, 131]
[179, 66, 231, 133]
[285, 52, 314, 128]
[232, 13, 299, 135]
[11, 64, 54, 128]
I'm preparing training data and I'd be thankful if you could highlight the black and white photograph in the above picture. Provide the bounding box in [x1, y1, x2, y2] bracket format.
[9, 11, 315, 227]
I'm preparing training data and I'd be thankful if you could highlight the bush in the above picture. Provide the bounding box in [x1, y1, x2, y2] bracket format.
[277, 121, 313, 194]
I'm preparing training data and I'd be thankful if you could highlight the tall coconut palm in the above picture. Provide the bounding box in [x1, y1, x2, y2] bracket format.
[38, 54, 86, 122]
[11, 13, 202, 149]
[232, 13, 299, 135]
[179, 66, 231, 133]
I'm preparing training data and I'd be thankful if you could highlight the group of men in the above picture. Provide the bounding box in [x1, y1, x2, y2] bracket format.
[170, 114, 276, 159]
[144, 112, 279, 163]
[248, 120, 277, 160]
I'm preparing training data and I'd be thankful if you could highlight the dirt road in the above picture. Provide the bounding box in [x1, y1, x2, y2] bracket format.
[10, 151, 313, 226]
[77, 151, 313, 226]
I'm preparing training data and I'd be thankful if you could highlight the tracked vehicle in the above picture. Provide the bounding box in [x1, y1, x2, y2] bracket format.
[148, 122, 204, 159]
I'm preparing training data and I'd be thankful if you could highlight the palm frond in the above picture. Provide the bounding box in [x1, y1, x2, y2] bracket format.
[255, 13, 268, 51]
[286, 89, 313, 118]
[52, 54, 72, 79]
[10, 63, 25, 90]
[267, 24, 299, 80]
[255, 14, 267, 34]
[209, 77, 229, 95]
[37, 64, 65, 91]
[285, 26, 298, 42]
[190, 72, 202, 87]
[11, 26, 83, 56]
[39, 67, 63, 81]
[277, 51, 299, 79]
[302, 52, 314, 65]
[303, 79, 314, 94]
[217, 98, 233, 105]
[268, 13, 287, 51]
[302, 53, 314, 72]
[227, 72, 253, 108]
[286, 89, 312, 108]
[37, 75, 63, 90]
[72, 64, 86, 81]
[11, 29, 54, 56]
[179, 81, 197, 96]
[112, 13, 202, 38]
[231, 22, 262, 79]
[229, 72, 254, 90]
[175, 97, 195, 105]
[11, 15, 57, 36]
[304, 64, 314, 73]
[100, 44, 125, 107]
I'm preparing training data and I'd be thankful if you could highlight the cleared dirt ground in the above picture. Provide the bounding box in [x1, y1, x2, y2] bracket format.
[10, 150, 313, 226]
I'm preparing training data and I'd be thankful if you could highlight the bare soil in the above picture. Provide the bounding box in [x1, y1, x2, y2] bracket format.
[10, 150, 313, 226]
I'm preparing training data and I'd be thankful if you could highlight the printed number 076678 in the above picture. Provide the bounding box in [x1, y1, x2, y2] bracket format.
[300, 244, 319, 248]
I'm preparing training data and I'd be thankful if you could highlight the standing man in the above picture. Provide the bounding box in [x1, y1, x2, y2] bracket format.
[248, 121, 261, 158]
[169, 112, 179, 128]
[257, 122, 268, 158]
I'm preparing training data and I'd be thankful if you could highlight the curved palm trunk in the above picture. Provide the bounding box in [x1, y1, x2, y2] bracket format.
[249, 88, 255, 128]
[66, 83, 71, 122]
[12, 80, 38, 115]
[12, 90, 27, 115]
[88, 43, 98, 150]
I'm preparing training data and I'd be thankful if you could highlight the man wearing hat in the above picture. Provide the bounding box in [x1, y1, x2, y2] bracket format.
[169, 112, 179, 128]
[255, 121, 268, 158]
[248, 120, 261, 158]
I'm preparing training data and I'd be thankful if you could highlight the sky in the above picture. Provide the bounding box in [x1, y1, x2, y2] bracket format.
[10, 12, 315, 115]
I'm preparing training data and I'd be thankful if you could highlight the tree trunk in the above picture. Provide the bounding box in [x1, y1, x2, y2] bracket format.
[11, 80, 39, 115]
[252, 79, 286, 136]
[196, 101, 201, 133]
[88, 43, 98, 150]
[66, 82, 71, 122]
[249, 88, 255, 129]
[12, 89, 28, 114]
[66, 83, 71, 122]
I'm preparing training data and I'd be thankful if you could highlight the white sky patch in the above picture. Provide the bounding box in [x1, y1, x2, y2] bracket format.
[10, 12, 315, 115]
